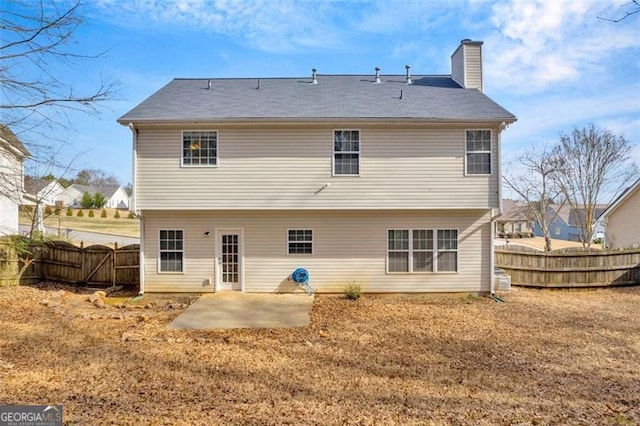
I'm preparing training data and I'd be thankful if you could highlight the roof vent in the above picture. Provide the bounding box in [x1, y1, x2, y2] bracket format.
[374, 67, 381, 84]
[207, 79, 212, 90]
[400, 89, 404, 100]
[405, 65, 412, 85]
[311, 68, 318, 85]
[256, 78, 261, 90]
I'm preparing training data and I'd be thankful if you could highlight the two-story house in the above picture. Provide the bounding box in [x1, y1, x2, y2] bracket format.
[0, 125, 30, 236]
[118, 39, 516, 294]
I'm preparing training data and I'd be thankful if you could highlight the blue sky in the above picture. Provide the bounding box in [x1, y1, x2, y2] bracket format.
[7, 0, 640, 186]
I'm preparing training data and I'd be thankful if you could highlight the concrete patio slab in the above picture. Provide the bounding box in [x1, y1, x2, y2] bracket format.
[167, 292, 315, 329]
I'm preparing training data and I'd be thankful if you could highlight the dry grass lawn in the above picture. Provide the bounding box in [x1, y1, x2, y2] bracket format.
[20, 209, 139, 237]
[0, 284, 638, 425]
[497, 236, 598, 251]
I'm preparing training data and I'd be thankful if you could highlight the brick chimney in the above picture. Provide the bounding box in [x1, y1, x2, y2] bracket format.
[451, 39, 483, 91]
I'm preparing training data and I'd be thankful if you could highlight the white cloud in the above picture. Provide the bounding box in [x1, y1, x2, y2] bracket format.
[95, 0, 346, 53]
[484, 0, 640, 94]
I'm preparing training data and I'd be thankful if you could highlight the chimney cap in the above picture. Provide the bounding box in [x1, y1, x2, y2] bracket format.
[460, 39, 483, 46]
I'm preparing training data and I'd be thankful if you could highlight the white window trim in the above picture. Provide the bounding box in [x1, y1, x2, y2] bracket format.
[181, 130, 219, 168]
[386, 228, 459, 274]
[332, 129, 361, 177]
[464, 129, 492, 176]
[287, 228, 314, 255]
[158, 229, 185, 274]
[435, 228, 459, 274]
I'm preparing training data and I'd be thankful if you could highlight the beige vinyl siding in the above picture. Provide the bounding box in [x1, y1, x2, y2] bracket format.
[450, 43, 482, 91]
[606, 187, 640, 249]
[451, 47, 465, 88]
[141, 209, 492, 293]
[463, 45, 483, 91]
[136, 124, 500, 210]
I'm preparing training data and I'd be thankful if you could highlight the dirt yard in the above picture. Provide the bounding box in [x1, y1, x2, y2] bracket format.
[0, 284, 638, 425]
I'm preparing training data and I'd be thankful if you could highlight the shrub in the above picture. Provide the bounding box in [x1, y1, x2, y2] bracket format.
[44, 205, 53, 215]
[593, 238, 603, 244]
[101, 209, 107, 218]
[77, 209, 84, 217]
[113, 210, 120, 219]
[66, 207, 73, 216]
[54, 207, 61, 216]
[80, 192, 94, 209]
[23, 205, 33, 213]
[127, 211, 135, 219]
[88, 210, 95, 217]
[343, 281, 362, 300]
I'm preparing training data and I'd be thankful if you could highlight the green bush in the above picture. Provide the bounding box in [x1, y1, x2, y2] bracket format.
[44, 205, 53, 215]
[23, 205, 33, 213]
[114, 210, 120, 219]
[343, 281, 362, 300]
[66, 207, 73, 216]
[77, 209, 84, 217]
[127, 211, 135, 219]
[88, 210, 95, 218]
[101, 209, 107, 218]
[54, 207, 61, 216]
[80, 192, 94, 209]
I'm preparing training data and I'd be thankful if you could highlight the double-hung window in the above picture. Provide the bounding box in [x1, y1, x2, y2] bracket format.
[465, 130, 491, 175]
[182, 131, 217, 166]
[159, 230, 183, 272]
[333, 130, 360, 175]
[288, 229, 313, 254]
[387, 229, 457, 273]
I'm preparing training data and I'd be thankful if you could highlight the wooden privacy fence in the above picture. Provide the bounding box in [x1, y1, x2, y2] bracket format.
[495, 246, 640, 288]
[1, 240, 139, 288]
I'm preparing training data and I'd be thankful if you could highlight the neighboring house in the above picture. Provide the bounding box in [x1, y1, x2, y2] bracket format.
[56, 184, 94, 207]
[56, 183, 129, 209]
[97, 185, 129, 209]
[534, 204, 607, 242]
[0, 125, 30, 236]
[118, 39, 516, 294]
[24, 178, 65, 206]
[599, 178, 640, 249]
[497, 199, 535, 237]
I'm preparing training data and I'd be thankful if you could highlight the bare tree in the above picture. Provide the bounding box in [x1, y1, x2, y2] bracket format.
[0, 0, 116, 135]
[598, 0, 640, 22]
[553, 124, 638, 248]
[503, 144, 566, 251]
[20, 144, 80, 238]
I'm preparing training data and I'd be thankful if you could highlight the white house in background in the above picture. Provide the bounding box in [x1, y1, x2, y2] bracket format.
[96, 185, 130, 209]
[118, 39, 516, 294]
[0, 125, 30, 236]
[56, 183, 129, 209]
[24, 178, 65, 206]
[599, 178, 640, 249]
[56, 183, 93, 207]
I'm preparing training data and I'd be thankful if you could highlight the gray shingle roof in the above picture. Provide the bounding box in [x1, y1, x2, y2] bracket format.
[118, 75, 516, 123]
[0, 124, 30, 156]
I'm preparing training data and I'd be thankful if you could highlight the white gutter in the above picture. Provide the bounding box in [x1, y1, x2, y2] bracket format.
[490, 122, 508, 296]
[128, 123, 144, 294]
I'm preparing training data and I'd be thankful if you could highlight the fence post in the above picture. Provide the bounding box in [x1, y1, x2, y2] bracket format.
[112, 242, 117, 287]
[80, 241, 85, 283]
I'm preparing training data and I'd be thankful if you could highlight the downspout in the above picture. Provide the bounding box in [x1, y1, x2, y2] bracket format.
[128, 123, 144, 295]
[490, 122, 508, 303]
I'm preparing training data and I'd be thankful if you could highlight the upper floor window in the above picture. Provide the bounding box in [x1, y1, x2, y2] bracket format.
[333, 130, 360, 175]
[183, 131, 217, 166]
[465, 130, 491, 175]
